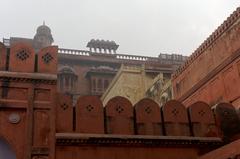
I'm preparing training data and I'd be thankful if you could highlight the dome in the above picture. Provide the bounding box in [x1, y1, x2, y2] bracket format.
[33, 22, 54, 44]
[36, 24, 51, 36]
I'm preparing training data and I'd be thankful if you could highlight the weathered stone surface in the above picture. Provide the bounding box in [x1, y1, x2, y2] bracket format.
[0, 42, 7, 71]
[38, 46, 58, 74]
[134, 98, 163, 135]
[162, 100, 190, 136]
[188, 101, 218, 137]
[172, 7, 240, 108]
[56, 93, 73, 132]
[213, 103, 240, 139]
[76, 95, 104, 134]
[105, 96, 134, 135]
[9, 43, 35, 73]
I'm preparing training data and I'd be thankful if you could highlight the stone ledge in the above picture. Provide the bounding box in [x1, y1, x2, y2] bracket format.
[0, 71, 57, 84]
[56, 133, 223, 147]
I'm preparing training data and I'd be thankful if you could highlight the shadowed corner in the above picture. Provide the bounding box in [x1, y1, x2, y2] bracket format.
[0, 137, 16, 159]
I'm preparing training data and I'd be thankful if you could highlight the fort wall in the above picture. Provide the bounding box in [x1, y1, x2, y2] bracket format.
[172, 7, 240, 107]
[0, 42, 58, 159]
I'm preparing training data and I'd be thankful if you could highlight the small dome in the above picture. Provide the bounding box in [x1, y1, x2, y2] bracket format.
[33, 22, 54, 44]
[36, 24, 51, 36]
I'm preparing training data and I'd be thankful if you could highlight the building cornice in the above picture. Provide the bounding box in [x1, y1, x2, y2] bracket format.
[0, 71, 57, 85]
[56, 133, 223, 147]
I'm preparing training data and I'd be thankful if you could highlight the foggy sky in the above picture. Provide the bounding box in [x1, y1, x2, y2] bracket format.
[0, 0, 239, 56]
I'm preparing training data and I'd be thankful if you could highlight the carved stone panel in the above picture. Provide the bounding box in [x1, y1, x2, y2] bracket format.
[9, 43, 35, 73]
[105, 96, 134, 135]
[162, 100, 190, 136]
[188, 101, 218, 137]
[214, 103, 240, 138]
[33, 110, 50, 147]
[134, 98, 163, 135]
[56, 93, 73, 132]
[37, 46, 58, 74]
[76, 96, 104, 133]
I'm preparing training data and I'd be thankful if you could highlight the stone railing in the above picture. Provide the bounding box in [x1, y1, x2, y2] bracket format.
[2, 40, 186, 64]
[58, 48, 187, 64]
[116, 54, 148, 61]
[58, 48, 154, 61]
[58, 48, 90, 56]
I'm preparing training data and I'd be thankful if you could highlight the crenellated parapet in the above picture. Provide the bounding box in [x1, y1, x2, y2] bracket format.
[0, 42, 57, 75]
[56, 94, 240, 140]
[54, 94, 240, 158]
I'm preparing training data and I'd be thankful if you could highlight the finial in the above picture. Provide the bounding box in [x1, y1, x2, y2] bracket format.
[43, 21, 45, 25]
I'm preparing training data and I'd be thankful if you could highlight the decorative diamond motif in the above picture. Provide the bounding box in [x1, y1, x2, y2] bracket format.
[144, 106, 152, 114]
[42, 52, 53, 64]
[198, 110, 205, 117]
[16, 50, 29, 61]
[86, 105, 94, 112]
[116, 106, 124, 113]
[61, 103, 69, 110]
[172, 108, 179, 116]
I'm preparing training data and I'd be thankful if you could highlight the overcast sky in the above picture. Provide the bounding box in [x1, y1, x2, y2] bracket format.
[0, 0, 239, 56]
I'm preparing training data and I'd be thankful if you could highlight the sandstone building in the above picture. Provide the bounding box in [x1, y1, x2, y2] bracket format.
[3, 23, 187, 103]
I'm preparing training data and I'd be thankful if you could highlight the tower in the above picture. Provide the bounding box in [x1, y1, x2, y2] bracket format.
[33, 22, 54, 51]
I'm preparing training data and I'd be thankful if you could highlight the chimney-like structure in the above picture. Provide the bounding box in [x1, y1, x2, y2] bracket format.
[87, 39, 119, 53]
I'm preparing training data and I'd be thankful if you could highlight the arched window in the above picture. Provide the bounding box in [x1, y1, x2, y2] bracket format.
[0, 138, 16, 159]
[58, 66, 78, 93]
[104, 79, 109, 90]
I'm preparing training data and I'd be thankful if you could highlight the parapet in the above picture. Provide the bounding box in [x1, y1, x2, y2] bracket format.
[56, 94, 240, 141]
[87, 39, 119, 54]
[0, 41, 58, 75]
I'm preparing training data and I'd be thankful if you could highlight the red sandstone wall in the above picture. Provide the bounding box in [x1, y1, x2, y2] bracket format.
[182, 54, 240, 107]
[198, 139, 240, 159]
[56, 146, 199, 159]
[56, 96, 221, 137]
[172, 8, 240, 106]
[0, 42, 58, 159]
[54, 93, 240, 159]
[56, 96, 240, 159]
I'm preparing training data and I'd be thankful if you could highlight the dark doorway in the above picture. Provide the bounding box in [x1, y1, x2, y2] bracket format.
[0, 138, 16, 159]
